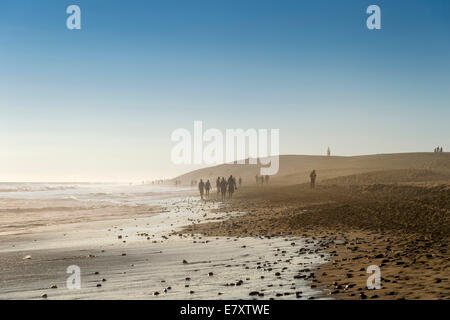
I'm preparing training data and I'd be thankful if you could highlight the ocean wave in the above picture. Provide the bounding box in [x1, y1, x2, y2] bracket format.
[0, 184, 80, 193]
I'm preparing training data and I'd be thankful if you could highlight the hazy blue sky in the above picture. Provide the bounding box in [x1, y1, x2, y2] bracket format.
[1, 0, 449, 181]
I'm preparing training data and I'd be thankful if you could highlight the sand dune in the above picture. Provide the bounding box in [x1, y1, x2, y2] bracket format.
[174, 153, 450, 186]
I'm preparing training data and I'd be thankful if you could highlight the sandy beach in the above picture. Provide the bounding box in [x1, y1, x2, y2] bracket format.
[1, 154, 449, 300]
[0, 184, 328, 300]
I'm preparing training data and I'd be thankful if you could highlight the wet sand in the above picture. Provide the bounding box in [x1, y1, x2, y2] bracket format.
[0, 195, 328, 300]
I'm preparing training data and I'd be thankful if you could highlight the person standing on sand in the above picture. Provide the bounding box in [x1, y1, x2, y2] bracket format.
[205, 180, 211, 198]
[216, 177, 221, 197]
[260, 176, 264, 185]
[238, 177, 242, 187]
[228, 175, 236, 198]
[255, 174, 259, 185]
[220, 177, 227, 201]
[198, 179, 205, 200]
[310, 170, 317, 189]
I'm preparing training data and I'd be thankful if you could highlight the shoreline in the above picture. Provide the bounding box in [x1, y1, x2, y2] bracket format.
[0, 193, 328, 300]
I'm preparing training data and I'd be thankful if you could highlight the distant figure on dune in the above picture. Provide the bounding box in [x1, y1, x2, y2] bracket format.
[255, 174, 259, 185]
[198, 179, 205, 200]
[327, 147, 331, 157]
[216, 177, 221, 197]
[260, 176, 264, 185]
[310, 170, 317, 189]
[228, 175, 236, 198]
[205, 180, 211, 198]
[220, 177, 227, 201]
[238, 177, 242, 187]
[265, 175, 269, 184]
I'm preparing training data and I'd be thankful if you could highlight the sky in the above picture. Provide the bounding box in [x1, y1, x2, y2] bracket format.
[0, 0, 449, 182]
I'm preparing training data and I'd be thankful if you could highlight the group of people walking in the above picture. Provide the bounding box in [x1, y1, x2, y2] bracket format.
[198, 175, 242, 201]
[197, 169, 319, 200]
[434, 146, 444, 153]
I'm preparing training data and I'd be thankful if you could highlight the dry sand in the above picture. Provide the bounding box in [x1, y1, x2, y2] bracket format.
[182, 183, 449, 300]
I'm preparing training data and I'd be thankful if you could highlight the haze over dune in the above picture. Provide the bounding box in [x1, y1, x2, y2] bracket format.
[174, 153, 450, 185]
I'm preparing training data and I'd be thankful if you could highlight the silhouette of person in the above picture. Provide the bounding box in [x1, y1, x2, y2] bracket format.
[255, 175, 259, 185]
[205, 180, 211, 198]
[327, 147, 331, 157]
[198, 179, 205, 200]
[228, 175, 236, 198]
[260, 176, 264, 185]
[216, 177, 221, 197]
[310, 170, 317, 189]
[220, 177, 227, 201]
[238, 177, 242, 187]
